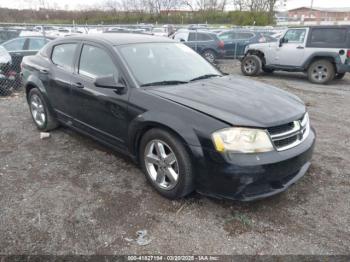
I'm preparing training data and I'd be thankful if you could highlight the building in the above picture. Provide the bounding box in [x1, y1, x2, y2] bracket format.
[288, 7, 350, 22]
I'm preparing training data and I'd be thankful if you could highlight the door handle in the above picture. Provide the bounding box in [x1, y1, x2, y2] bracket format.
[296, 46, 304, 49]
[72, 82, 84, 88]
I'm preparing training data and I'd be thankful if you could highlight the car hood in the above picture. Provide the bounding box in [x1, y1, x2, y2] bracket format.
[146, 75, 305, 128]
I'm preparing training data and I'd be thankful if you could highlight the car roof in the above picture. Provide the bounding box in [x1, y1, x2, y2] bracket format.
[63, 33, 174, 46]
[289, 25, 350, 29]
[175, 29, 215, 34]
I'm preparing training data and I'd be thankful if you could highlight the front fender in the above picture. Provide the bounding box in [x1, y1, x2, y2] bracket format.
[128, 110, 203, 157]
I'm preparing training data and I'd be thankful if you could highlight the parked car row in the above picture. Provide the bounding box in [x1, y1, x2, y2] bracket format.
[0, 36, 53, 95]
[170, 29, 278, 63]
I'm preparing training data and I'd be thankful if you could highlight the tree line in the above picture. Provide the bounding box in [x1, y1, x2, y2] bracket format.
[0, 0, 278, 25]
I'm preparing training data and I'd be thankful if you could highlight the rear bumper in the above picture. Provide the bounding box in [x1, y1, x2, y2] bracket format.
[191, 128, 316, 201]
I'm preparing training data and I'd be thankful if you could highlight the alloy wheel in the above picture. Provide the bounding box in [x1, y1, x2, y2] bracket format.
[144, 139, 179, 190]
[244, 59, 257, 74]
[312, 65, 328, 82]
[30, 94, 46, 127]
[204, 52, 215, 63]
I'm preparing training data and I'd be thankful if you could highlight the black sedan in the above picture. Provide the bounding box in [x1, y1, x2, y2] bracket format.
[21, 34, 315, 201]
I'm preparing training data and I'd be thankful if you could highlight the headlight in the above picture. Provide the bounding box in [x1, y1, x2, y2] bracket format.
[212, 127, 274, 153]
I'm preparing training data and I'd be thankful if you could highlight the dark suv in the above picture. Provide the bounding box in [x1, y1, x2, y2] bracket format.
[241, 26, 350, 84]
[218, 30, 276, 58]
[172, 30, 225, 63]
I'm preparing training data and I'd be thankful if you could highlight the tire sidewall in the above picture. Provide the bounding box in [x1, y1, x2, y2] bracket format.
[139, 129, 194, 199]
[308, 60, 335, 84]
[241, 55, 262, 76]
[203, 50, 216, 64]
[28, 88, 49, 130]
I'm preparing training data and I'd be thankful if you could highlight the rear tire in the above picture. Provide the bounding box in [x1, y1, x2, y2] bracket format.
[139, 128, 194, 199]
[307, 60, 335, 84]
[241, 55, 262, 76]
[202, 49, 216, 64]
[335, 73, 346, 80]
[28, 88, 59, 131]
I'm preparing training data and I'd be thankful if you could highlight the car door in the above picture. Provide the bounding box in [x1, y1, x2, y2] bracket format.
[274, 28, 308, 67]
[218, 31, 236, 57]
[48, 42, 79, 120]
[70, 42, 129, 149]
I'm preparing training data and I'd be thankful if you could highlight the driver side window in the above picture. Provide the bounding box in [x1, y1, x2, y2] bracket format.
[284, 29, 306, 43]
[79, 45, 116, 78]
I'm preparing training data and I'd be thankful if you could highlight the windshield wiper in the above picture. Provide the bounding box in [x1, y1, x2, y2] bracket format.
[140, 80, 188, 87]
[189, 74, 222, 82]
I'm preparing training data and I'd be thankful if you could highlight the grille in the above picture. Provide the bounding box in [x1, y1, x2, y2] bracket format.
[273, 134, 299, 149]
[268, 122, 295, 136]
[268, 113, 310, 151]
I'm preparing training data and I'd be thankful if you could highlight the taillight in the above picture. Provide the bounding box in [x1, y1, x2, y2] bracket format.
[218, 40, 224, 49]
[6, 70, 17, 80]
[347, 50, 350, 58]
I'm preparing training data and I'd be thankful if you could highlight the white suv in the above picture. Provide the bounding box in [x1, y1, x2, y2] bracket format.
[241, 26, 350, 84]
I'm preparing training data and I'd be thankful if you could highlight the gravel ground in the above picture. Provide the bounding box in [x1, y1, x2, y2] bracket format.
[0, 60, 349, 255]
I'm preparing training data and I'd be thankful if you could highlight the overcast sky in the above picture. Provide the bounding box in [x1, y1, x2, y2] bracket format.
[1, 0, 350, 11]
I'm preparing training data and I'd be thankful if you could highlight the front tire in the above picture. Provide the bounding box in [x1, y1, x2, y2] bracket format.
[28, 88, 59, 131]
[139, 128, 194, 199]
[241, 55, 262, 76]
[307, 60, 335, 84]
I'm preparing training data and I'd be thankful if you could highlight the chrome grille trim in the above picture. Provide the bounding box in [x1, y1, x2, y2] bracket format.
[268, 113, 310, 151]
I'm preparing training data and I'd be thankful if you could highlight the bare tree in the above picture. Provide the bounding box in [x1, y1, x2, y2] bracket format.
[233, 0, 245, 11]
[196, 0, 228, 11]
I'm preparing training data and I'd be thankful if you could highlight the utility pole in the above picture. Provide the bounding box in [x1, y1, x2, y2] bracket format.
[310, 0, 314, 9]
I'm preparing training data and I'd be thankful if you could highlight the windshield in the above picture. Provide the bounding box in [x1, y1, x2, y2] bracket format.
[117, 43, 221, 86]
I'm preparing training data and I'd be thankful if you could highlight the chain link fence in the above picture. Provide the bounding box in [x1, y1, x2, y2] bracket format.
[0, 52, 23, 96]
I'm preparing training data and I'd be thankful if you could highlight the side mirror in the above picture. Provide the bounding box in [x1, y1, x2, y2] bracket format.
[179, 38, 185, 42]
[279, 37, 288, 47]
[94, 74, 126, 93]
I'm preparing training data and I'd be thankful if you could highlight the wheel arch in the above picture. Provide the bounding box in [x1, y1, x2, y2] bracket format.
[303, 52, 340, 71]
[245, 49, 266, 64]
[130, 121, 196, 163]
[24, 75, 48, 101]
[24, 78, 56, 116]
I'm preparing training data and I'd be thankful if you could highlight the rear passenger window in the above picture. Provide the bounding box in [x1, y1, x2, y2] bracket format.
[79, 45, 116, 78]
[218, 32, 234, 40]
[3, 38, 26, 51]
[28, 38, 47, 51]
[235, 32, 254, 40]
[309, 28, 348, 48]
[188, 33, 212, 41]
[51, 43, 77, 70]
